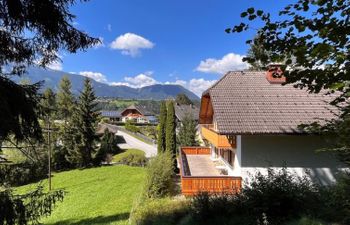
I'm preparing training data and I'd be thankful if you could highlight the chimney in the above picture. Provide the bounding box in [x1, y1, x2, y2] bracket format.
[266, 63, 286, 84]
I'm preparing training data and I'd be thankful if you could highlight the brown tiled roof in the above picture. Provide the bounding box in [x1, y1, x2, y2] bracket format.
[174, 103, 200, 121]
[203, 71, 339, 135]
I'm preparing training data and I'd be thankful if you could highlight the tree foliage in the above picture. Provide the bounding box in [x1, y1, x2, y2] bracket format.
[226, 0, 350, 166]
[57, 76, 74, 122]
[67, 78, 99, 168]
[166, 101, 176, 155]
[246, 33, 270, 70]
[40, 88, 56, 121]
[157, 101, 167, 153]
[178, 113, 199, 147]
[0, 0, 98, 143]
[0, 0, 97, 223]
[0, 186, 64, 225]
[95, 129, 119, 165]
[175, 93, 193, 105]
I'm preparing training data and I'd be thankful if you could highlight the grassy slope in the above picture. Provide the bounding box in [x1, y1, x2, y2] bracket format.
[17, 166, 146, 225]
[113, 149, 145, 162]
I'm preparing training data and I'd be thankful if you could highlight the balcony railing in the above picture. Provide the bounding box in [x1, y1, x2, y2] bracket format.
[179, 147, 242, 196]
[201, 125, 236, 149]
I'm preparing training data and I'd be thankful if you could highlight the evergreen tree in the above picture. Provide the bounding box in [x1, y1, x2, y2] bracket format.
[178, 113, 199, 147]
[157, 101, 167, 153]
[165, 101, 177, 171]
[40, 88, 56, 121]
[57, 76, 74, 122]
[95, 129, 119, 165]
[67, 78, 99, 167]
[175, 93, 193, 105]
[0, 0, 97, 222]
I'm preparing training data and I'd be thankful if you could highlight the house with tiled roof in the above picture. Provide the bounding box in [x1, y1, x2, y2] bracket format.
[174, 103, 199, 123]
[120, 104, 157, 124]
[179, 64, 346, 196]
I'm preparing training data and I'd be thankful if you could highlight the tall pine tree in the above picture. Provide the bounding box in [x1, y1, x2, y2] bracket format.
[57, 76, 74, 122]
[157, 101, 167, 153]
[178, 113, 199, 147]
[166, 101, 177, 171]
[67, 78, 99, 167]
[40, 88, 56, 122]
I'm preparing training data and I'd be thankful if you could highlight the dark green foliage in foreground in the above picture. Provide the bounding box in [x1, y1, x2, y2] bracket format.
[0, 186, 64, 225]
[157, 101, 167, 153]
[190, 169, 350, 225]
[178, 113, 199, 147]
[0, 161, 47, 187]
[143, 152, 174, 199]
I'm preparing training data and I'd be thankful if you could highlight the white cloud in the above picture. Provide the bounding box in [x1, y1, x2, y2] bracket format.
[188, 78, 217, 96]
[110, 33, 154, 57]
[196, 53, 249, 74]
[79, 71, 108, 83]
[124, 71, 158, 88]
[47, 60, 63, 71]
[107, 24, 112, 32]
[94, 37, 105, 49]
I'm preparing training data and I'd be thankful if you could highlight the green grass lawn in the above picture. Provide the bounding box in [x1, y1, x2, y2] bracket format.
[16, 165, 146, 225]
[113, 149, 145, 162]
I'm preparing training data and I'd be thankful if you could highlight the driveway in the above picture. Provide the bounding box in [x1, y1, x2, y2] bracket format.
[102, 123, 157, 157]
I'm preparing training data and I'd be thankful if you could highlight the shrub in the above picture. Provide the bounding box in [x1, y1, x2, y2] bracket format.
[125, 121, 140, 133]
[113, 149, 147, 167]
[0, 160, 48, 186]
[143, 152, 174, 198]
[117, 152, 147, 167]
[191, 167, 320, 225]
[316, 173, 350, 224]
[130, 198, 190, 225]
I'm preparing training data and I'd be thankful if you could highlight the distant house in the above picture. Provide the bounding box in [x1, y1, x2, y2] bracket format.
[174, 103, 199, 124]
[100, 110, 122, 122]
[179, 64, 347, 196]
[96, 123, 118, 136]
[120, 104, 157, 124]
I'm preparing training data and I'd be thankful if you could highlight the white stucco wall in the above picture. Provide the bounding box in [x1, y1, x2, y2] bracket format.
[240, 135, 346, 185]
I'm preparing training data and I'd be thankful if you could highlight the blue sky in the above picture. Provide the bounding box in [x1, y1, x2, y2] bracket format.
[52, 0, 287, 96]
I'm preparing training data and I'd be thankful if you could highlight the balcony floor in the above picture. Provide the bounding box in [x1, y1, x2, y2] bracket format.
[186, 155, 222, 176]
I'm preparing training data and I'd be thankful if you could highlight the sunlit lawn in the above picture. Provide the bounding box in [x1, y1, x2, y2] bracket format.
[17, 165, 146, 225]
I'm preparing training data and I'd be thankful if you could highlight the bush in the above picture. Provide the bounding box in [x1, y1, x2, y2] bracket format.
[125, 120, 140, 133]
[0, 160, 48, 186]
[130, 198, 190, 225]
[113, 149, 147, 167]
[191, 168, 320, 225]
[143, 152, 174, 198]
[316, 173, 350, 224]
[116, 152, 147, 167]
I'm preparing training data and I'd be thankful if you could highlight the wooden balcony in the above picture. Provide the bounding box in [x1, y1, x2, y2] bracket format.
[201, 125, 236, 149]
[179, 147, 242, 196]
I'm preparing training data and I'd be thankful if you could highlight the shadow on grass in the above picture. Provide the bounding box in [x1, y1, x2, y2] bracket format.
[47, 212, 129, 225]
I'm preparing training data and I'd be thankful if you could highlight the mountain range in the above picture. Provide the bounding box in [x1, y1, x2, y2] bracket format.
[13, 67, 199, 100]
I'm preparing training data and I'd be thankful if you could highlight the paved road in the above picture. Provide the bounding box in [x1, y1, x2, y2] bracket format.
[102, 123, 157, 157]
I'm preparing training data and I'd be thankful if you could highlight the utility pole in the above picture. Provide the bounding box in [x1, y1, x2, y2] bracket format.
[47, 119, 52, 191]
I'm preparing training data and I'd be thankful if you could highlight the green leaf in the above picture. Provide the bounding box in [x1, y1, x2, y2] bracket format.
[241, 12, 248, 18]
[247, 7, 255, 14]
